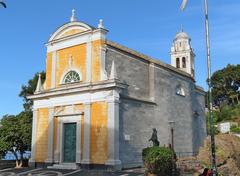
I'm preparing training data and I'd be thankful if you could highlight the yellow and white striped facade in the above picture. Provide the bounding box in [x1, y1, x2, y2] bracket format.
[28, 15, 125, 170]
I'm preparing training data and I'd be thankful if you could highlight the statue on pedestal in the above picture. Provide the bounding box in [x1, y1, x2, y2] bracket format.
[149, 128, 160, 146]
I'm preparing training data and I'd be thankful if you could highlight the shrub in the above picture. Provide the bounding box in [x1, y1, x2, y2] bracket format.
[219, 106, 235, 121]
[230, 125, 240, 133]
[142, 146, 174, 175]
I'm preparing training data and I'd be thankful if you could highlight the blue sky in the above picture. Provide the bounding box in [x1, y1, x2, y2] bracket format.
[0, 0, 239, 117]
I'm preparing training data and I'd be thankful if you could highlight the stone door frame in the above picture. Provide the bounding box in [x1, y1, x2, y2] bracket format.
[58, 115, 82, 164]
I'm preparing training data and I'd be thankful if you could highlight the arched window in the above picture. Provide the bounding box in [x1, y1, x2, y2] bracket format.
[182, 57, 186, 68]
[63, 71, 80, 84]
[176, 58, 180, 68]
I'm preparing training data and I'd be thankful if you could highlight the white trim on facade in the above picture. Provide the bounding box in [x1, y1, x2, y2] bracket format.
[28, 80, 127, 101]
[59, 67, 82, 85]
[57, 115, 82, 164]
[55, 119, 61, 163]
[47, 34, 88, 53]
[48, 22, 93, 42]
[47, 29, 107, 53]
[29, 110, 38, 163]
[33, 90, 111, 109]
[86, 36, 92, 82]
[45, 107, 54, 163]
[81, 103, 91, 164]
[106, 90, 122, 169]
[51, 51, 57, 89]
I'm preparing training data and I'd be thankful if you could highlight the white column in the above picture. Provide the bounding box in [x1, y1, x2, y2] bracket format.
[54, 118, 61, 163]
[180, 57, 183, 68]
[29, 109, 38, 163]
[106, 90, 122, 169]
[81, 103, 91, 164]
[76, 117, 81, 164]
[45, 107, 54, 163]
[188, 53, 192, 75]
[59, 121, 63, 163]
[86, 37, 92, 82]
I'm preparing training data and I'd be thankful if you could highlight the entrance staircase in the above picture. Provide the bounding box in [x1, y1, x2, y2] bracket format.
[48, 163, 79, 170]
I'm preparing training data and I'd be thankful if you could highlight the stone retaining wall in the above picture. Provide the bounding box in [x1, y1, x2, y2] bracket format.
[177, 157, 203, 175]
[0, 160, 15, 170]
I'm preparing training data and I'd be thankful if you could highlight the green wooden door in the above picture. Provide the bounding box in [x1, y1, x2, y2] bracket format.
[63, 123, 76, 163]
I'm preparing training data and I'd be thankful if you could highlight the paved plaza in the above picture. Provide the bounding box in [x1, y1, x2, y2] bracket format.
[0, 167, 145, 176]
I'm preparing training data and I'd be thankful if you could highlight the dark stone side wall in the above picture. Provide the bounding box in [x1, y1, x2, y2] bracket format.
[106, 46, 207, 168]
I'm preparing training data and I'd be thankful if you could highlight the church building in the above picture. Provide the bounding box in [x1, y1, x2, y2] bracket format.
[28, 10, 206, 170]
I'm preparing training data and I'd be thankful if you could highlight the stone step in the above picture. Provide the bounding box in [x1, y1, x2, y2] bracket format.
[48, 163, 79, 170]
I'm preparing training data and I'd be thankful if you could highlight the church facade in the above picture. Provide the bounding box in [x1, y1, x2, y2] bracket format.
[28, 11, 206, 170]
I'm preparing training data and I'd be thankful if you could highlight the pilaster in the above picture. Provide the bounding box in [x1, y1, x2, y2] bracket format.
[149, 63, 155, 101]
[51, 51, 57, 88]
[29, 109, 38, 164]
[106, 90, 122, 170]
[76, 119, 81, 164]
[86, 37, 92, 82]
[81, 103, 91, 164]
[54, 117, 61, 163]
[45, 107, 54, 164]
[59, 120, 63, 163]
[180, 57, 183, 68]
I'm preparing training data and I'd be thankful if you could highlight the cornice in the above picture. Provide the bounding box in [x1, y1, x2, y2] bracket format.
[27, 79, 128, 100]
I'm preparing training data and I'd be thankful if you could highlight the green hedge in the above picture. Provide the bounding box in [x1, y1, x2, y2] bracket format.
[142, 146, 174, 175]
[231, 125, 240, 133]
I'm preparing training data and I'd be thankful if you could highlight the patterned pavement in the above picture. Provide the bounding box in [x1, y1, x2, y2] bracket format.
[0, 167, 145, 176]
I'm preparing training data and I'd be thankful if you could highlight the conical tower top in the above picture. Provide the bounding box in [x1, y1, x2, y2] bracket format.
[35, 73, 43, 93]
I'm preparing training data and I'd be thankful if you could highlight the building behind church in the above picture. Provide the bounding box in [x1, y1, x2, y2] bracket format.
[28, 10, 206, 170]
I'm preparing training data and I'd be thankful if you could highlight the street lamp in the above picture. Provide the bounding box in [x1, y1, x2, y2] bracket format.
[180, 0, 217, 175]
[168, 121, 176, 176]
[168, 121, 175, 151]
[204, 0, 217, 175]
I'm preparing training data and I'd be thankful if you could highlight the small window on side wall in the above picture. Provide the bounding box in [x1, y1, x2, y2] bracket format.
[176, 85, 186, 97]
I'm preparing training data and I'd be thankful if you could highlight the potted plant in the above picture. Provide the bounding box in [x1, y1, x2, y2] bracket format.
[142, 146, 175, 176]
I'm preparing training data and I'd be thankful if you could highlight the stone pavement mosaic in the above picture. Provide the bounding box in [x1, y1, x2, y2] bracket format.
[0, 167, 145, 176]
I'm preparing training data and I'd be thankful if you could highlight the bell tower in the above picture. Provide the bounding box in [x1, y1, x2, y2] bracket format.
[171, 29, 195, 78]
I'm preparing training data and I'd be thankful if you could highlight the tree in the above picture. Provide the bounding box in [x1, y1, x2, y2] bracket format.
[0, 114, 30, 167]
[0, 71, 45, 167]
[211, 64, 240, 107]
[19, 71, 45, 111]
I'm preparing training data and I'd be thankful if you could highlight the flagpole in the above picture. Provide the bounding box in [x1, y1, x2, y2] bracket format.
[204, 0, 217, 175]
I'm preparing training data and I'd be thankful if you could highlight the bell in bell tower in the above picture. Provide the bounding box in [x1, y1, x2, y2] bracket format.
[170, 28, 195, 78]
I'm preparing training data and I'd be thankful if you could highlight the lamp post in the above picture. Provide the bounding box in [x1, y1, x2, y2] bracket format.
[168, 121, 175, 176]
[180, 0, 217, 174]
[204, 0, 217, 175]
